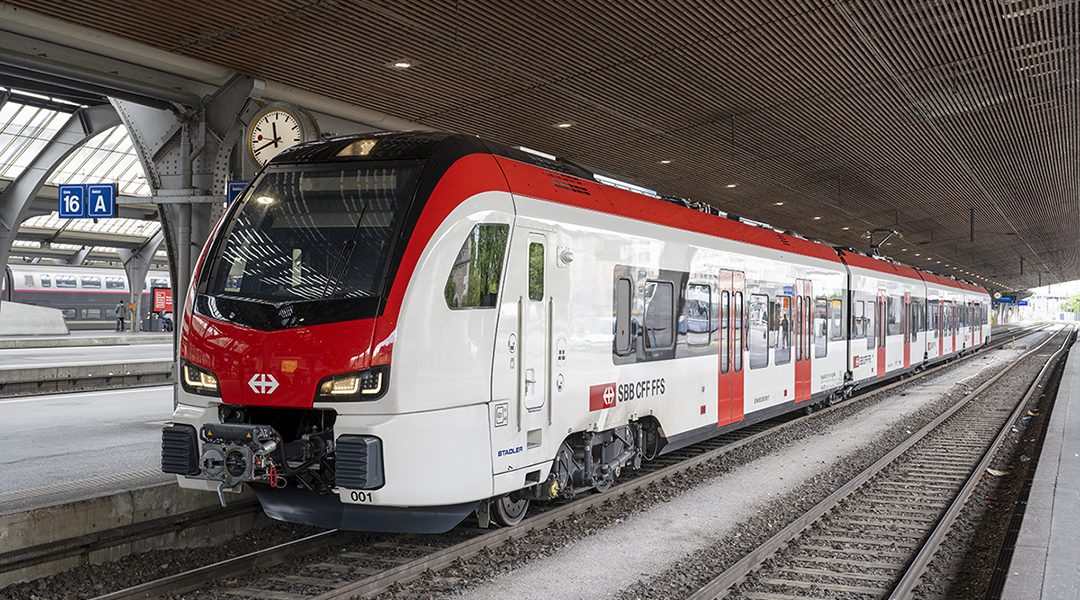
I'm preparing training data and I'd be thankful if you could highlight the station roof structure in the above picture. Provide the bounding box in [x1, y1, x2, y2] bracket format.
[1, 0, 1077, 294]
[0, 87, 165, 265]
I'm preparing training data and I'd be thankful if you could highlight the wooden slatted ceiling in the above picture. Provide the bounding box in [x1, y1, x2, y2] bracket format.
[3, 0, 1077, 294]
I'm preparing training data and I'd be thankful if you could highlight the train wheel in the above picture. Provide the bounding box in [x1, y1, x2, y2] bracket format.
[493, 494, 529, 527]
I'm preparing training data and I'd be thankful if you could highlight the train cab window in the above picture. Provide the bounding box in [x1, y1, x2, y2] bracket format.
[55, 276, 76, 288]
[748, 294, 769, 370]
[775, 295, 792, 366]
[814, 297, 828, 358]
[81, 276, 101, 289]
[106, 277, 125, 290]
[643, 280, 674, 350]
[686, 283, 711, 347]
[444, 223, 510, 309]
[40, 275, 50, 288]
[59, 308, 75, 319]
[615, 277, 633, 355]
[528, 242, 544, 301]
[81, 308, 102, 319]
[829, 299, 843, 341]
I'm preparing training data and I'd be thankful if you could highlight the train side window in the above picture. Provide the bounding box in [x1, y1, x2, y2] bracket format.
[775, 294, 792, 366]
[615, 277, 633, 355]
[720, 291, 729, 374]
[852, 300, 864, 339]
[55, 276, 76, 288]
[733, 292, 743, 372]
[528, 242, 544, 301]
[686, 283, 711, 347]
[59, 308, 75, 319]
[23, 275, 34, 288]
[814, 297, 828, 358]
[151, 278, 169, 288]
[444, 224, 510, 309]
[886, 296, 901, 336]
[829, 299, 843, 341]
[865, 299, 876, 350]
[643, 280, 674, 350]
[81, 276, 101, 289]
[40, 275, 51, 288]
[748, 294, 769, 370]
[81, 308, 102, 319]
[106, 277, 125, 290]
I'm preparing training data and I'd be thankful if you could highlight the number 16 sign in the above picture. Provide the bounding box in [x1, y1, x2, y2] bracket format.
[59, 184, 85, 218]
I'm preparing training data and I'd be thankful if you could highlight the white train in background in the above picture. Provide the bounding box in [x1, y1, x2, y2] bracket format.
[3, 263, 171, 329]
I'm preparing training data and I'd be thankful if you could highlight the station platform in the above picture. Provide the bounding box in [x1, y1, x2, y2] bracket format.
[0, 329, 171, 349]
[1001, 340, 1080, 599]
[0, 330, 174, 397]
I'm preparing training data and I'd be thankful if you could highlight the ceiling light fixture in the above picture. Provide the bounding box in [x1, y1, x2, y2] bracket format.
[659, 159, 672, 164]
[387, 58, 416, 69]
[727, 184, 738, 188]
[774, 202, 784, 206]
[555, 122, 574, 129]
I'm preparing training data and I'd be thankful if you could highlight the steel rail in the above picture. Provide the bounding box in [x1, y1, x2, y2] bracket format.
[888, 326, 1075, 600]
[93, 530, 352, 600]
[684, 325, 1064, 600]
[86, 324, 1043, 600]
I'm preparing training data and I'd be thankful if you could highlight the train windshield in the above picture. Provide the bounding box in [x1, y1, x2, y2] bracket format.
[204, 163, 421, 310]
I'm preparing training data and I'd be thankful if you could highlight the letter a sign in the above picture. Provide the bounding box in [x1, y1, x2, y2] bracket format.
[87, 183, 116, 218]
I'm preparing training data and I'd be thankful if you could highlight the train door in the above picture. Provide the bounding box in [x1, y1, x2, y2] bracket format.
[718, 270, 745, 426]
[521, 233, 549, 413]
[937, 300, 944, 358]
[876, 290, 887, 377]
[903, 292, 911, 370]
[794, 279, 812, 402]
[972, 302, 980, 345]
[949, 300, 957, 355]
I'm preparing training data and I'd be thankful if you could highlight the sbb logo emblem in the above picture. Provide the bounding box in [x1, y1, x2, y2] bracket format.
[589, 383, 617, 412]
[249, 373, 280, 394]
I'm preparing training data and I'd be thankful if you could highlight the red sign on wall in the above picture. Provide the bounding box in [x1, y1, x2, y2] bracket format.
[152, 287, 173, 312]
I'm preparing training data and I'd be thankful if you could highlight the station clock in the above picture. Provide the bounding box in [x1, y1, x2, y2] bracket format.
[246, 104, 318, 167]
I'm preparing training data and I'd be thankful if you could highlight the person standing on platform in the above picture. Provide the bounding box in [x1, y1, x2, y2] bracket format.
[115, 300, 126, 332]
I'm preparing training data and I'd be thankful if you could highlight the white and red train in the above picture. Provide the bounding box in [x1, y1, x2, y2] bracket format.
[161, 132, 991, 533]
[3, 263, 170, 329]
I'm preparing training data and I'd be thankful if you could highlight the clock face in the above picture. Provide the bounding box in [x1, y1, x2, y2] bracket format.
[248, 108, 305, 166]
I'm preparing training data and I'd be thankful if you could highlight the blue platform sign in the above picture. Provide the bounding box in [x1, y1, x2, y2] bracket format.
[58, 184, 86, 218]
[86, 183, 115, 218]
[227, 180, 249, 206]
[1017, 301, 1028, 306]
[999, 296, 1013, 303]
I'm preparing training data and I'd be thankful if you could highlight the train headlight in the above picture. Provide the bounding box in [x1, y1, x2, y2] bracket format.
[316, 366, 389, 401]
[181, 359, 221, 397]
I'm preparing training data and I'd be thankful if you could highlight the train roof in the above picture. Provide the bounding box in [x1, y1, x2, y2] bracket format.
[274, 132, 845, 266]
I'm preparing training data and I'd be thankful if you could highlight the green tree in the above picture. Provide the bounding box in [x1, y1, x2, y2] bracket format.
[1060, 292, 1080, 313]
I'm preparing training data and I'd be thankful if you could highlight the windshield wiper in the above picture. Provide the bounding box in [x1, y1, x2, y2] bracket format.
[321, 202, 368, 299]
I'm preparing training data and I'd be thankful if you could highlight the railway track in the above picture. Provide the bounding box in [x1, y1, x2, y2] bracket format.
[75, 326, 1048, 600]
[685, 325, 1073, 600]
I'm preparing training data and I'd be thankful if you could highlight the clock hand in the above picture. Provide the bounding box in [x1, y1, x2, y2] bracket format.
[256, 138, 282, 152]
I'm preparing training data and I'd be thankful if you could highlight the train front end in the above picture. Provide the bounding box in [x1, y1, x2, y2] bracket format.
[162, 133, 505, 533]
